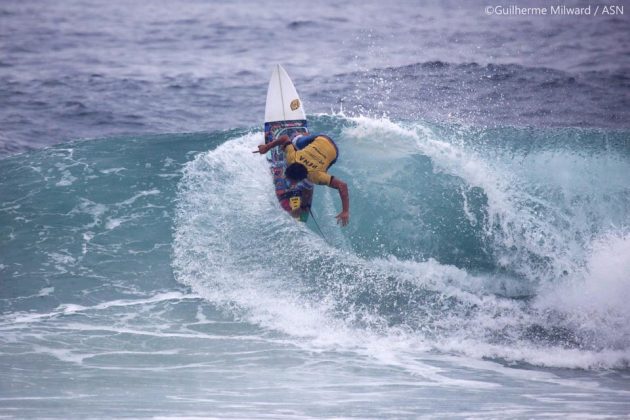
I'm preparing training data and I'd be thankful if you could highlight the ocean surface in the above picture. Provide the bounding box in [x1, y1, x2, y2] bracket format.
[1, 0, 630, 418]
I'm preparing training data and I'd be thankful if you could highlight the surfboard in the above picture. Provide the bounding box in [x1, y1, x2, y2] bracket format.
[264, 64, 311, 222]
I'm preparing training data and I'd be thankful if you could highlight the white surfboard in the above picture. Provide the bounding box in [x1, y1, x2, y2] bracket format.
[264, 64, 306, 123]
[263, 65, 310, 222]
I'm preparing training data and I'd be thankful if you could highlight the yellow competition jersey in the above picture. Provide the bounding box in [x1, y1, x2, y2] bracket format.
[285, 135, 338, 185]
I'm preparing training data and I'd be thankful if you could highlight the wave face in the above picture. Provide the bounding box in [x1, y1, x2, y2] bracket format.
[173, 115, 630, 369]
[1, 116, 630, 417]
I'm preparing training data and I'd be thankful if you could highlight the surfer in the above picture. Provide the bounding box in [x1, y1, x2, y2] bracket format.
[255, 133, 350, 226]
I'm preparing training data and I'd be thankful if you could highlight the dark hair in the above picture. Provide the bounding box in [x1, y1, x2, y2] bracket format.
[285, 163, 308, 181]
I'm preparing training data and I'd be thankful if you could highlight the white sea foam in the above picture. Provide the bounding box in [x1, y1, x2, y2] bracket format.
[0, 292, 199, 327]
[119, 189, 161, 206]
[38, 287, 54, 296]
[100, 167, 126, 175]
[69, 198, 109, 229]
[534, 231, 630, 354]
[55, 170, 77, 187]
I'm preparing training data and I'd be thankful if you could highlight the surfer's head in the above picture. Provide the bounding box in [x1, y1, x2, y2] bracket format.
[285, 162, 308, 181]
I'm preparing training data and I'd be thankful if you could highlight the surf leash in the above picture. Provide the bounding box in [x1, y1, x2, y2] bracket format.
[308, 207, 331, 246]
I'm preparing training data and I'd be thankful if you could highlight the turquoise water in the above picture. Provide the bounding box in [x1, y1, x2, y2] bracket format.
[2, 0, 630, 416]
[1, 115, 629, 417]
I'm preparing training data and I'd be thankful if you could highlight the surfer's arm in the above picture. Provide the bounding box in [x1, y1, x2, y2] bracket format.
[329, 177, 349, 227]
[255, 135, 291, 154]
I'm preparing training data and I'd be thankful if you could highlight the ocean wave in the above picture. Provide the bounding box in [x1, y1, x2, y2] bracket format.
[1, 115, 628, 372]
[171, 115, 630, 370]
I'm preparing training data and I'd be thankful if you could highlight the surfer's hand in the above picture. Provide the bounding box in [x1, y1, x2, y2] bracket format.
[336, 211, 349, 227]
[255, 144, 268, 154]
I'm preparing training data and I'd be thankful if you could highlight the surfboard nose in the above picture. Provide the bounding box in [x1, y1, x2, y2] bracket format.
[265, 65, 306, 123]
